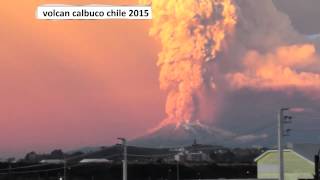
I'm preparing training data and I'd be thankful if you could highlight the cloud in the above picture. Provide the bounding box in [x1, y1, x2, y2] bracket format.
[227, 44, 320, 98]
[236, 133, 268, 143]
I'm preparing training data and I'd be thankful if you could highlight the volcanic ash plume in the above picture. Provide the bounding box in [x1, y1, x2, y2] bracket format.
[227, 44, 320, 98]
[224, 0, 320, 99]
[142, 0, 237, 131]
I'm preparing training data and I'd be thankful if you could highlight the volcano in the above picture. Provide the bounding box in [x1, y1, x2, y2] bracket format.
[130, 121, 270, 148]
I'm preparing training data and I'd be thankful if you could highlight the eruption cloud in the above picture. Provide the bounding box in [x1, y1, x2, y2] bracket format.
[227, 44, 320, 98]
[224, 0, 320, 100]
[140, 0, 320, 136]
[142, 0, 237, 131]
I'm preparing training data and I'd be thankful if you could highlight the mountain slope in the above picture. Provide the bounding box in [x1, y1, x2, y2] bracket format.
[130, 121, 270, 148]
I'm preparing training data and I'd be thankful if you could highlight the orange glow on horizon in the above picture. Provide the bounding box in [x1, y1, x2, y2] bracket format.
[0, 0, 165, 156]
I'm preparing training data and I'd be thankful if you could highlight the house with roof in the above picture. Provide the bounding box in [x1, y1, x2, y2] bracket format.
[40, 159, 65, 164]
[79, 158, 112, 164]
[255, 144, 320, 180]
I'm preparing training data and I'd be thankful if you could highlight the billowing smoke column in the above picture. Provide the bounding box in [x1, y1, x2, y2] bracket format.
[141, 0, 320, 133]
[142, 0, 237, 131]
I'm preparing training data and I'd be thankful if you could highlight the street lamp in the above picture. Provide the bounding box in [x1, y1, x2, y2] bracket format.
[118, 138, 127, 180]
[176, 160, 180, 180]
[63, 158, 67, 180]
[315, 150, 320, 180]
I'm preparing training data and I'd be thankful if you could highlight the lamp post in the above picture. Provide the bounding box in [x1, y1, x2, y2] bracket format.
[63, 158, 67, 180]
[315, 150, 320, 180]
[176, 160, 179, 180]
[118, 138, 127, 180]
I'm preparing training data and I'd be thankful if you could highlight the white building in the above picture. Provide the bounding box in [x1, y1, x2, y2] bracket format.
[255, 144, 320, 180]
[40, 159, 65, 164]
[175, 150, 211, 162]
[79, 158, 112, 164]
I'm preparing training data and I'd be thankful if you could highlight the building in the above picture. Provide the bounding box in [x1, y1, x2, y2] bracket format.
[255, 144, 320, 180]
[174, 150, 211, 162]
[40, 159, 65, 164]
[79, 158, 112, 164]
[187, 151, 211, 162]
[173, 140, 213, 163]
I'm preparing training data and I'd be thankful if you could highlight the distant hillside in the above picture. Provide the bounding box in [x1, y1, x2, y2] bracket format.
[130, 121, 272, 148]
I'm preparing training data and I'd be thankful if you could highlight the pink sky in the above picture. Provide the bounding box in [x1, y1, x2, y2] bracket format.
[0, 0, 165, 157]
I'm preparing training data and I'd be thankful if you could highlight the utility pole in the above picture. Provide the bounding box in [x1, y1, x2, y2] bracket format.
[278, 108, 292, 180]
[315, 152, 319, 180]
[63, 158, 67, 180]
[8, 162, 12, 179]
[176, 160, 180, 180]
[118, 138, 127, 180]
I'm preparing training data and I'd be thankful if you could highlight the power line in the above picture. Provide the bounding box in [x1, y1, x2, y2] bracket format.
[294, 117, 320, 120]
[0, 153, 120, 173]
[0, 163, 88, 175]
[294, 128, 320, 131]
[0, 166, 64, 175]
[8, 167, 64, 175]
[0, 163, 51, 171]
[0, 150, 99, 172]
